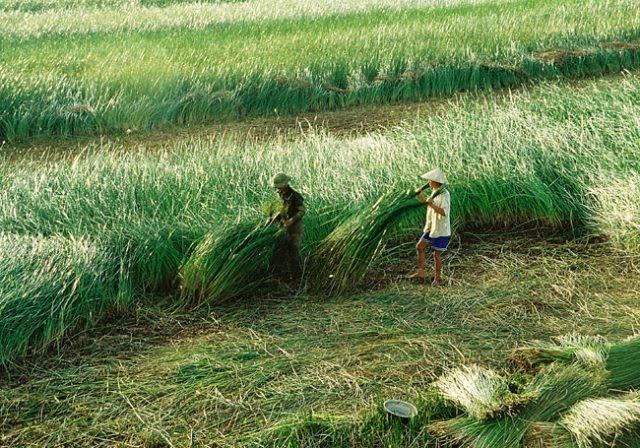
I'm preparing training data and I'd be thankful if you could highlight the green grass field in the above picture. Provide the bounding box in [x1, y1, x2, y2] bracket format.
[2, 1, 640, 446]
[1, 0, 639, 141]
[0, 72, 639, 367]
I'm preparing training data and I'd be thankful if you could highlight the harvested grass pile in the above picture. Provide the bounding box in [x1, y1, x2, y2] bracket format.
[514, 334, 609, 369]
[430, 416, 528, 448]
[603, 337, 640, 390]
[560, 393, 640, 448]
[179, 222, 283, 305]
[515, 333, 640, 390]
[427, 335, 640, 448]
[434, 365, 526, 420]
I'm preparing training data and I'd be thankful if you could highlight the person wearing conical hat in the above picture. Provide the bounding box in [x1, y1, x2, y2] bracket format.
[269, 172, 305, 282]
[408, 168, 451, 286]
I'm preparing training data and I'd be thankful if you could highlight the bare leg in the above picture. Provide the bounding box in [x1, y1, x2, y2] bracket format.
[432, 250, 444, 286]
[408, 239, 429, 281]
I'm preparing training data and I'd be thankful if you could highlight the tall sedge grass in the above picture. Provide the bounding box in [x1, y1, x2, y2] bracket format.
[1, 0, 639, 140]
[0, 0, 494, 25]
[179, 222, 282, 306]
[0, 75, 639, 362]
[0, 234, 129, 362]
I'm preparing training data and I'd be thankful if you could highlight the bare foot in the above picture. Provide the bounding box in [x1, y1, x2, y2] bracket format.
[406, 272, 426, 282]
[431, 278, 445, 287]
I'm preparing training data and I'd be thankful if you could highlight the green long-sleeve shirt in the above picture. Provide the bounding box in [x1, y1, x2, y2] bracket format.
[278, 186, 305, 224]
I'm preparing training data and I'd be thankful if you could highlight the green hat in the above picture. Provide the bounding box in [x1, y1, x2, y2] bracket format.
[271, 172, 291, 188]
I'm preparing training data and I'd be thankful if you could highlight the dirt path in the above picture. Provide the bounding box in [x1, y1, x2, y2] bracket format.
[2, 69, 636, 161]
[1, 100, 443, 161]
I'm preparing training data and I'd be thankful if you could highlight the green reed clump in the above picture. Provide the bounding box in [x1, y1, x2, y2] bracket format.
[513, 334, 640, 391]
[514, 334, 610, 370]
[604, 337, 640, 390]
[560, 393, 640, 448]
[523, 422, 576, 448]
[433, 416, 530, 448]
[0, 233, 129, 364]
[312, 190, 423, 294]
[520, 364, 607, 423]
[179, 222, 283, 306]
[434, 365, 530, 420]
[106, 222, 201, 296]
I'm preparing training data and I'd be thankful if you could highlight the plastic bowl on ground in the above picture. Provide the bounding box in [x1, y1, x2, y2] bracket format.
[383, 399, 418, 419]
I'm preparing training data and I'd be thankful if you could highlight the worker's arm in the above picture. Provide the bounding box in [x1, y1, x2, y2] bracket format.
[284, 200, 305, 227]
[417, 189, 429, 206]
[427, 200, 446, 216]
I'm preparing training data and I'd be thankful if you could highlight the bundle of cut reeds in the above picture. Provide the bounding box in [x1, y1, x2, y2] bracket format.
[180, 222, 283, 305]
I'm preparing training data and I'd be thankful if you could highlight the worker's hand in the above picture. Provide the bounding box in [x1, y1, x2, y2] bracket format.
[416, 189, 426, 201]
[283, 219, 294, 228]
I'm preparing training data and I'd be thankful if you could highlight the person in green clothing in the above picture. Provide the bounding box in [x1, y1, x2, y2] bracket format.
[269, 172, 305, 281]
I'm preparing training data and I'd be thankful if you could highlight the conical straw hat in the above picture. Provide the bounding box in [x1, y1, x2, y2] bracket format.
[421, 168, 447, 184]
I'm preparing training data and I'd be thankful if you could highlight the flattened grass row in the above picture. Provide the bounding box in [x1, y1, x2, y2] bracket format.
[0, 75, 639, 364]
[2, 0, 640, 141]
